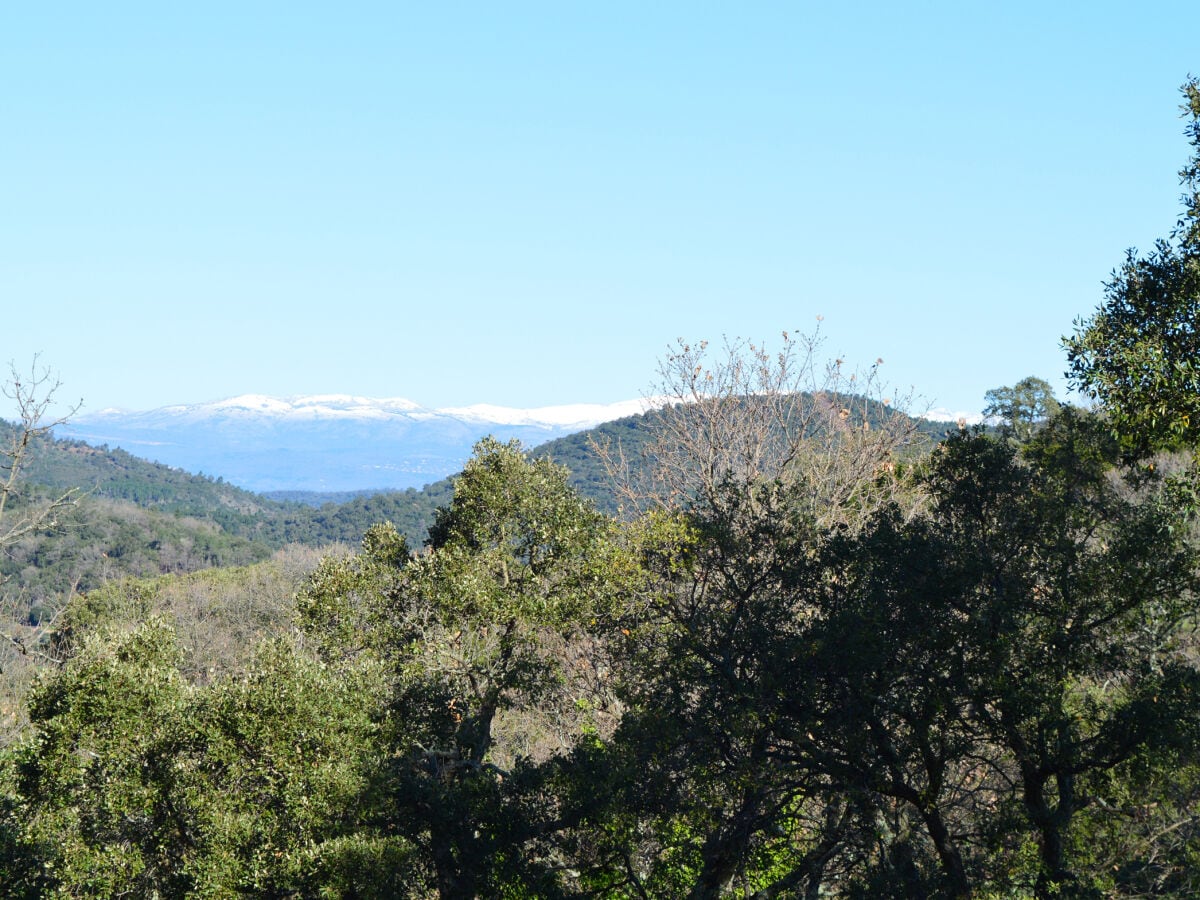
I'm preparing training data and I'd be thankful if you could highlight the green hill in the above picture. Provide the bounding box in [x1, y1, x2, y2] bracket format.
[4, 399, 948, 613]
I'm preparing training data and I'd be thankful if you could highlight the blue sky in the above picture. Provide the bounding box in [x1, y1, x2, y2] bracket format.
[3, 3, 1198, 419]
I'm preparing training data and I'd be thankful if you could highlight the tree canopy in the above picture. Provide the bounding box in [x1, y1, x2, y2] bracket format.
[1066, 78, 1200, 456]
[983, 376, 1062, 442]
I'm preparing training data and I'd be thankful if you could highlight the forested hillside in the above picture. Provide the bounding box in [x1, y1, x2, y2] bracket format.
[2, 428, 457, 612]
[532, 398, 952, 515]
[20, 427, 454, 547]
[11, 400, 945, 614]
[1, 405, 675, 616]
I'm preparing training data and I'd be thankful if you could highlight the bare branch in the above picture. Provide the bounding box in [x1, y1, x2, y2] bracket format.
[0, 356, 82, 546]
[0, 358, 83, 743]
[598, 326, 930, 530]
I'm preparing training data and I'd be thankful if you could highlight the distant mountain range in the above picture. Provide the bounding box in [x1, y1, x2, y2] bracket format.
[57, 394, 652, 493]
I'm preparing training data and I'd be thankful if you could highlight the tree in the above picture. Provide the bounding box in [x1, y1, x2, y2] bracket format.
[983, 376, 1061, 442]
[0, 619, 409, 897]
[817, 417, 1200, 896]
[587, 391, 1200, 897]
[576, 335, 933, 898]
[1065, 79, 1200, 456]
[0, 358, 80, 555]
[296, 437, 629, 897]
[604, 329, 929, 530]
[1, 359, 81, 741]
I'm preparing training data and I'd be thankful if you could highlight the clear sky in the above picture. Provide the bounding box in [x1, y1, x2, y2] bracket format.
[3, 3, 1198, 420]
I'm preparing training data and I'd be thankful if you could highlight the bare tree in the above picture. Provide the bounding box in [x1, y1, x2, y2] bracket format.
[1, 358, 81, 739]
[601, 326, 930, 529]
[1, 357, 81, 549]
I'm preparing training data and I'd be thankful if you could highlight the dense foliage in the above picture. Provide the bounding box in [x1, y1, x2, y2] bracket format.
[1066, 78, 1200, 457]
[3, 404, 1197, 897]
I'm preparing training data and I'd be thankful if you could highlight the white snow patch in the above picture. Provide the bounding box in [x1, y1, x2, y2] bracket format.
[210, 395, 294, 414]
[292, 394, 423, 412]
[922, 408, 985, 425]
[76, 394, 653, 431]
[437, 399, 651, 428]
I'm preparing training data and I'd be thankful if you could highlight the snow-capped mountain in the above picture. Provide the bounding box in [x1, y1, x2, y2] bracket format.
[58, 395, 651, 494]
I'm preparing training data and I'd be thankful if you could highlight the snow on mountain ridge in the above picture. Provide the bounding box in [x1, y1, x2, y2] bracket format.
[75, 394, 649, 429]
[438, 399, 651, 427]
[211, 395, 294, 414]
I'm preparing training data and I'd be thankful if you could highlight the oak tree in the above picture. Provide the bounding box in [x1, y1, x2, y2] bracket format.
[1066, 79, 1200, 456]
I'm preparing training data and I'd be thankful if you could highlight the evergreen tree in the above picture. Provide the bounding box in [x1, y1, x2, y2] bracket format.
[1066, 79, 1200, 456]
